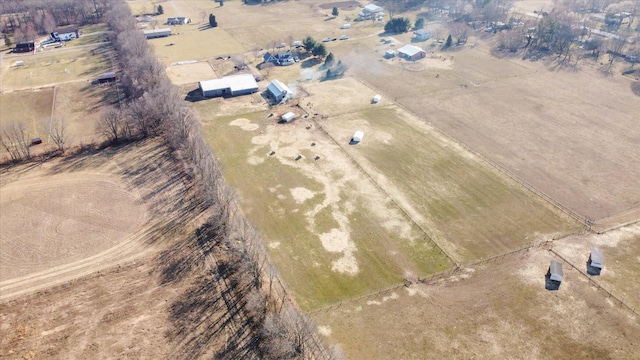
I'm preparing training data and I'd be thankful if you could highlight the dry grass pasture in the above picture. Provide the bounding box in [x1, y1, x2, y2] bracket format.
[165, 61, 217, 85]
[0, 88, 54, 131]
[312, 246, 640, 359]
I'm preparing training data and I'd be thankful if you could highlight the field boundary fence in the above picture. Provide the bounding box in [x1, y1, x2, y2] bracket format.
[549, 249, 638, 317]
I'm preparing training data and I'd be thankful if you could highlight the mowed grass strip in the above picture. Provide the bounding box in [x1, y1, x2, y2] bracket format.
[198, 109, 451, 310]
[2, 46, 113, 89]
[323, 106, 582, 261]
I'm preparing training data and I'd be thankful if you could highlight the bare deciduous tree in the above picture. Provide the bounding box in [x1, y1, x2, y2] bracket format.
[98, 107, 125, 143]
[0, 122, 31, 162]
[41, 116, 70, 152]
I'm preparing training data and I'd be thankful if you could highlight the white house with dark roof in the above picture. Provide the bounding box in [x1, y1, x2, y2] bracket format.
[199, 73, 258, 97]
[263, 50, 299, 66]
[359, 4, 383, 19]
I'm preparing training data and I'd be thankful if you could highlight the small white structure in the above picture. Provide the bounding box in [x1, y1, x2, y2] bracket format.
[398, 44, 427, 60]
[384, 50, 396, 58]
[372, 94, 381, 103]
[14, 60, 24, 67]
[351, 131, 364, 143]
[267, 79, 292, 103]
[281, 112, 296, 122]
[590, 248, 604, 269]
[414, 28, 432, 41]
[199, 73, 258, 97]
[341, 23, 352, 29]
[549, 261, 563, 282]
[143, 28, 171, 39]
[359, 4, 383, 19]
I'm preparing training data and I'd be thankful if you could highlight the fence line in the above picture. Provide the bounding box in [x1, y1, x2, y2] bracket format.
[303, 108, 459, 267]
[347, 75, 593, 230]
[549, 249, 637, 317]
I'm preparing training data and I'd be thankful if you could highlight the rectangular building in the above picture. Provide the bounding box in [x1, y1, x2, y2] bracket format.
[199, 73, 259, 97]
[143, 28, 171, 39]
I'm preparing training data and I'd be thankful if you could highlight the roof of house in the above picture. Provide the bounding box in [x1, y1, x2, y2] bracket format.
[267, 79, 291, 97]
[363, 4, 383, 12]
[98, 72, 116, 80]
[398, 44, 425, 57]
[200, 73, 258, 93]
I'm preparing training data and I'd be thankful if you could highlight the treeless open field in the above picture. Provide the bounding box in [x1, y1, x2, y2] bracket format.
[313, 245, 640, 359]
[0, 140, 188, 301]
[165, 61, 217, 85]
[0, 88, 54, 131]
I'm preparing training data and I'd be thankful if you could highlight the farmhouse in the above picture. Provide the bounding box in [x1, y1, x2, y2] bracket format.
[143, 28, 171, 39]
[13, 42, 35, 53]
[359, 4, 383, 19]
[267, 79, 292, 103]
[198, 73, 258, 98]
[549, 261, 563, 282]
[51, 27, 79, 41]
[413, 29, 432, 41]
[263, 50, 299, 66]
[398, 44, 426, 60]
[167, 17, 191, 25]
[97, 72, 117, 84]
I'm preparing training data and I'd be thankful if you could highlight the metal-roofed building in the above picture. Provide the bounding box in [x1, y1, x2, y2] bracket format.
[549, 261, 563, 282]
[398, 44, 426, 60]
[199, 73, 258, 98]
[589, 248, 604, 269]
[143, 28, 171, 39]
[267, 79, 292, 103]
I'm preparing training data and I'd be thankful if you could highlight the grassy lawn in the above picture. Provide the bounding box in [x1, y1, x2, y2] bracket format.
[197, 106, 452, 310]
[322, 105, 582, 261]
[2, 45, 113, 89]
[0, 88, 54, 134]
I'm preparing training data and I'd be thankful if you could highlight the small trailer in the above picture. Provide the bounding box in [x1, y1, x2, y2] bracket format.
[549, 261, 563, 282]
[281, 112, 296, 122]
[372, 94, 381, 104]
[351, 130, 364, 143]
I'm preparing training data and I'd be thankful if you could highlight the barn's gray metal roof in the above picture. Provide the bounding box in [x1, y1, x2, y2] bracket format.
[267, 79, 290, 97]
[199, 73, 258, 93]
[590, 248, 604, 266]
[550, 261, 563, 277]
[398, 44, 425, 57]
[143, 28, 171, 36]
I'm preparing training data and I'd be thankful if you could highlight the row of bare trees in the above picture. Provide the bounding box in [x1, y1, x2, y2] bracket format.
[104, 0, 340, 357]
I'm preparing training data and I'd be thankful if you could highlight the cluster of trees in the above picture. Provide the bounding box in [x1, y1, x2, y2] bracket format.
[324, 52, 348, 79]
[302, 36, 327, 58]
[102, 1, 339, 358]
[384, 17, 411, 33]
[0, 0, 110, 42]
[209, 13, 218, 28]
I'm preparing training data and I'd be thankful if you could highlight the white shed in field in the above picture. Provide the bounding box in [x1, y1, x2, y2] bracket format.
[281, 112, 296, 122]
[372, 94, 381, 103]
[549, 261, 563, 282]
[199, 73, 258, 97]
[341, 23, 352, 29]
[590, 248, 604, 269]
[351, 131, 364, 143]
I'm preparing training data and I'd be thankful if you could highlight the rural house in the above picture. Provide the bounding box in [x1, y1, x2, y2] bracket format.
[267, 79, 292, 103]
[143, 28, 171, 39]
[167, 17, 191, 25]
[359, 4, 383, 20]
[13, 42, 35, 53]
[398, 44, 427, 60]
[413, 29, 432, 41]
[199, 73, 258, 98]
[263, 50, 299, 66]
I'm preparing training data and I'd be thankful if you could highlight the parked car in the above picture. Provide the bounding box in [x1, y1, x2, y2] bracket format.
[323, 37, 331, 42]
[340, 35, 349, 40]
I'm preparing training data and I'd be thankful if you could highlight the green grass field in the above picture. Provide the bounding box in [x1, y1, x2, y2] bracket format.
[323, 105, 582, 261]
[196, 105, 452, 310]
[2, 45, 113, 89]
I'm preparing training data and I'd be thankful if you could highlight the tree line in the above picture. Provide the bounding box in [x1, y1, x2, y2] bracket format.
[102, 0, 341, 358]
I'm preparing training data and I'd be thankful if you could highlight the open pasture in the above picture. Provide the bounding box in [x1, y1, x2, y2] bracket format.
[333, 35, 640, 225]
[195, 103, 452, 310]
[1, 45, 113, 90]
[313, 246, 640, 359]
[166, 61, 217, 85]
[303, 78, 580, 261]
[0, 88, 54, 133]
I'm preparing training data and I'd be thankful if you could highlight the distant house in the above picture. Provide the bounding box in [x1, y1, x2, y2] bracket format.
[167, 17, 191, 25]
[97, 72, 117, 84]
[549, 261, 563, 282]
[414, 29, 432, 41]
[359, 4, 383, 20]
[267, 79, 292, 103]
[199, 73, 258, 98]
[143, 28, 171, 39]
[263, 50, 299, 66]
[14, 42, 35, 53]
[398, 44, 426, 60]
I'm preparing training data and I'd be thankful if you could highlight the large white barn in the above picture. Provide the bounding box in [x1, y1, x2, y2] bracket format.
[266, 79, 292, 103]
[199, 74, 259, 97]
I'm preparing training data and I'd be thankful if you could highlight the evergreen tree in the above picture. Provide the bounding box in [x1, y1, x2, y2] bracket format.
[415, 17, 425, 30]
[325, 52, 335, 65]
[384, 17, 411, 34]
[303, 36, 316, 52]
[209, 14, 218, 28]
[332, 7, 339, 17]
[444, 34, 452, 48]
[157, 5, 163, 15]
[312, 43, 327, 58]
